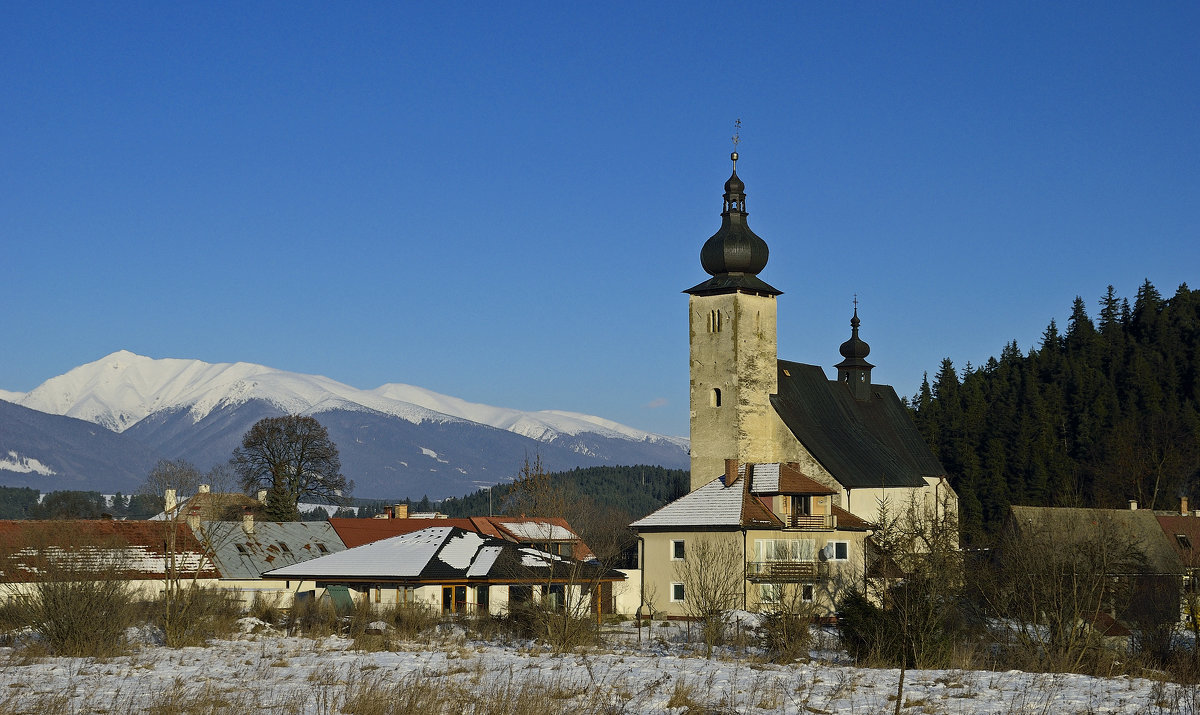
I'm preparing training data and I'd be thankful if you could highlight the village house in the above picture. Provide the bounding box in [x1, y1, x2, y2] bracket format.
[1005, 504, 1186, 649]
[0, 519, 220, 601]
[0, 511, 345, 608]
[632, 154, 956, 619]
[261, 525, 625, 616]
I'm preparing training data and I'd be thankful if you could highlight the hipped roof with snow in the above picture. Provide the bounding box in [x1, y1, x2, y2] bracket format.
[262, 525, 623, 584]
[630, 465, 869, 531]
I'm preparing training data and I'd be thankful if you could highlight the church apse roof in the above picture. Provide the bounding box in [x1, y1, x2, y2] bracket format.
[771, 361, 944, 489]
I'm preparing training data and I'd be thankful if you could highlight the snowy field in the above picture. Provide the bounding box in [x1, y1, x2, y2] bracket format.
[0, 621, 1194, 714]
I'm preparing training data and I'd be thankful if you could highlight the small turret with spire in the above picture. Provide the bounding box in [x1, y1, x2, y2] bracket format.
[835, 298, 875, 400]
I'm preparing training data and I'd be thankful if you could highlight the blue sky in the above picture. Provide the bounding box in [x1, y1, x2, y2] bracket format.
[2, 3, 1197, 438]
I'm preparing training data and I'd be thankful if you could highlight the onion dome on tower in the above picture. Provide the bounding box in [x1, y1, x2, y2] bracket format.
[835, 304, 875, 400]
[685, 152, 782, 297]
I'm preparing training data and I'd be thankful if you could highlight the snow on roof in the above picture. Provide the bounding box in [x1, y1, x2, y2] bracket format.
[630, 476, 746, 529]
[208, 521, 345, 579]
[745, 463, 837, 495]
[497, 520, 575, 541]
[467, 545, 503, 577]
[519, 547, 564, 568]
[265, 526, 455, 579]
[438, 531, 484, 569]
[746, 463, 780, 492]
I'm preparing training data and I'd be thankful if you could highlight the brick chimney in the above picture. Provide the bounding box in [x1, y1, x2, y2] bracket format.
[725, 459, 739, 486]
[395, 503, 409, 519]
[164, 488, 177, 515]
[1129, 500, 1138, 511]
[198, 484, 210, 494]
[186, 506, 201, 532]
[257, 489, 268, 503]
[1183, 497, 1190, 515]
[384, 505, 394, 519]
[242, 507, 255, 535]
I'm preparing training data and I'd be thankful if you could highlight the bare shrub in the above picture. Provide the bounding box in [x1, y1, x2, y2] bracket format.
[672, 535, 743, 657]
[757, 588, 816, 663]
[286, 594, 340, 636]
[383, 601, 440, 640]
[979, 508, 1155, 675]
[8, 577, 138, 657]
[248, 591, 285, 626]
[0, 525, 140, 658]
[156, 585, 242, 647]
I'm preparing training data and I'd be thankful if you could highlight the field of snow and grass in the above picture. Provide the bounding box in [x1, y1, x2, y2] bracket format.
[0, 618, 1195, 714]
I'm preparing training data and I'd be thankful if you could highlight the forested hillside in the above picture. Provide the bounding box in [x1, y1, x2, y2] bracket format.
[910, 281, 1200, 544]
[435, 464, 689, 522]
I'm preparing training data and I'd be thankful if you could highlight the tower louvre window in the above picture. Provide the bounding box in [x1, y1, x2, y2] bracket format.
[711, 388, 722, 407]
[707, 309, 723, 333]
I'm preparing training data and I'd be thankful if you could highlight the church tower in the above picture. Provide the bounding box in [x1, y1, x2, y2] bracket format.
[684, 153, 783, 491]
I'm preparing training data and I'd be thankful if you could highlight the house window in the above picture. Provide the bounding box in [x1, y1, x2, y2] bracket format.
[235, 543, 249, 554]
[671, 539, 685, 561]
[315, 542, 329, 554]
[759, 583, 782, 604]
[278, 541, 291, 554]
[828, 541, 849, 561]
[755, 538, 816, 562]
[670, 582, 685, 603]
[545, 584, 566, 611]
[802, 584, 814, 602]
[1177, 534, 1192, 550]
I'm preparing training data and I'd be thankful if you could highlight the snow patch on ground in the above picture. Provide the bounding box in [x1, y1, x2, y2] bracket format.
[0, 629, 1178, 713]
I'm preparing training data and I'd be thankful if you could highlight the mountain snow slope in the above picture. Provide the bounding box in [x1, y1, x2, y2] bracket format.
[0, 399, 160, 492]
[4, 351, 689, 498]
[18, 351, 685, 448]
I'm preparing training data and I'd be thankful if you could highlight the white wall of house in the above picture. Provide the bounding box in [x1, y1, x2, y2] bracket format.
[613, 568, 641, 616]
[841, 476, 958, 529]
[638, 528, 868, 619]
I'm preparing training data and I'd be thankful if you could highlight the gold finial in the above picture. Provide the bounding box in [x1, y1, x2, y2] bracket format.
[731, 118, 741, 167]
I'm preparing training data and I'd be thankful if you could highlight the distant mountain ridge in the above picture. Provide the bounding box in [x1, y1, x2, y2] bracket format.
[0, 351, 689, 499]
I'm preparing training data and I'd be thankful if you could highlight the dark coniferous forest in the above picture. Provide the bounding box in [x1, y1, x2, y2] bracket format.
[435, 465, 690, 521]
[908, 280, 1200, 545]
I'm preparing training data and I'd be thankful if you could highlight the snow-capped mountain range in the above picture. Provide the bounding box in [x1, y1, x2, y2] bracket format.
[0, 351, 688, 499]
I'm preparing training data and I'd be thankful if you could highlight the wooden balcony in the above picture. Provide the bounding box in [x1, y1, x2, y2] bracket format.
[784, 514, 837, 530]
[745, 560, 828, 582]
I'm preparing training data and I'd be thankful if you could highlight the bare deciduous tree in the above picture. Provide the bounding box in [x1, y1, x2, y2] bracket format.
[232, 415, 351, 521]
[980, 509, 1148, 673]
[673, 534, 744, 657]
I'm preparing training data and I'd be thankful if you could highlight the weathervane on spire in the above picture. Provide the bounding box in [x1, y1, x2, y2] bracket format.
[731, 118, 741, 168]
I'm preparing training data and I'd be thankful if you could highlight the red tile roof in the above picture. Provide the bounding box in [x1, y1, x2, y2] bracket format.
[0, 520, 219, 581]
[328, 516, 592, 558]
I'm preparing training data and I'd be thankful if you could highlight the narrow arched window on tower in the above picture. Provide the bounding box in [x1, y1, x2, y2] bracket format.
[708, 310, 722, 333]
[711, 388, 722, 407]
